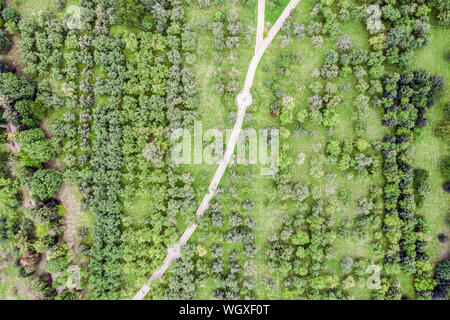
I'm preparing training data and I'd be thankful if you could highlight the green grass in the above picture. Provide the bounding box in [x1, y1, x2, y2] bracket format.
[0, 242, 29, 300]
[266, 0, 291, 25]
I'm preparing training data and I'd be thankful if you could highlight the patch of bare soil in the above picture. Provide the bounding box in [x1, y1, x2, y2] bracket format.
[3, 34, 25, 73]
[40, 120, 53, 140]
[55, 182, 81, 256]
[44, 154, 80, 256]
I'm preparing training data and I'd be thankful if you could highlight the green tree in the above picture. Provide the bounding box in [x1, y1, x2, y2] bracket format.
[29, 169, 62, 201]
[0, 29, 10, 53]
[291, 229, 309, 246]
[0, 72, 35, 102]
[414, 276, 436, 292]
[436, 260, 450, 282]
[45, 256, 70, 274]
[27, 205, 59, 224]
[14, 100, 46, 127]
[1, 7, 20, 23]
[18, 128, 55, 164]
[116, 0, 144, 27]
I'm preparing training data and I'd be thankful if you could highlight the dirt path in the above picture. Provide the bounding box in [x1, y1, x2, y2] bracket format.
[55, 181, 81, 256]
[133, 0, 300, 300]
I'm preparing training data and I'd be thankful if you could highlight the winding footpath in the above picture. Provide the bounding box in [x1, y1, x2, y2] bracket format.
[133, 0, 300, 300]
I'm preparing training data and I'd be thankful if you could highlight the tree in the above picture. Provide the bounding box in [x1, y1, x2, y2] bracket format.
[292, 23, 305, 39]
[310, 36, 323, 49]
[322, 108, 339, 127]
[77, 227, 88, 240]
[14, 100, 46, 127]
[229, 212, 242, 227]
[436, 260, 450, 282]
[142, 142, 164, 167]
[366, 5, 384, 35]
[324, 50, 339, 65]
[0, 60, 14, 74]
[0, 29, 10, 53]
[45, 256, 69, 274]
[307, 21, 322, 37]
[326, 139, 341, 157]
[18, 128, 55, 164]
[339, 186, 352, 204]
[0, 72, 35, 102]
[336, 34, 352, 52]
[212, 258, 224, 274]
[291, 229, 309, 246]
[0, 177, 20, 216]
[210, 244, 223, 258]
[242, 199, 254, 211]
[1, 8, 20, 24]
[116, 0, 144, 27]
[341, 256, 354, 275]
[441, 156, 450, 180]
[414, 276, 436, 292]
[27, 204, 59, 224]
[320, 64, 339, 80]
[29, 169, 62, 201]
[198, 0, 211, 9]
[29, 274, 56, 299]
[53, 0, 66, 10]
[292, 183, 310, 202]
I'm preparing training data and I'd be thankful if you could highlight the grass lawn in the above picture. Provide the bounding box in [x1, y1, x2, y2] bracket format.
[0, 242, 29, 300]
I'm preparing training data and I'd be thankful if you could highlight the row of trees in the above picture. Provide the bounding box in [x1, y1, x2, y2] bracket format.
[120, 25, 173, 285]
[380, 71, 445, 299]
[87, 31, 125, 299]
[0, 42, 69, 299]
